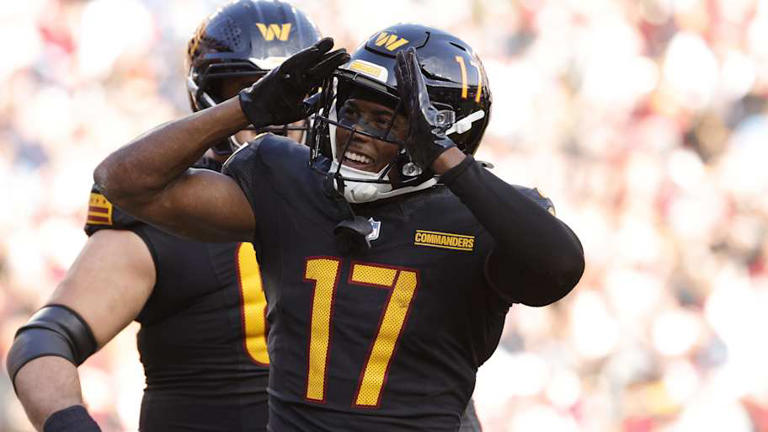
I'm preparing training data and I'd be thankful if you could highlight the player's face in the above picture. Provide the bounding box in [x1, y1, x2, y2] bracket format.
[335, 98, 406, 173]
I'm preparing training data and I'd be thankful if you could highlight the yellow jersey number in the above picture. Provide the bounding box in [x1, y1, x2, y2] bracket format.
[303, 257, 418, 408]
[236, 243, 269, 365]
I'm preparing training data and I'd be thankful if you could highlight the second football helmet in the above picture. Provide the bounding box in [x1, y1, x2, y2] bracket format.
[186, 0, 321, 152]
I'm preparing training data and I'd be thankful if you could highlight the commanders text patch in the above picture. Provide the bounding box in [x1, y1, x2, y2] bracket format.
[414, 230, 474, 252]
[87, 192, 113, 225]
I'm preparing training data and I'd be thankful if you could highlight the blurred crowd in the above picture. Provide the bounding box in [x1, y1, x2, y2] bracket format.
[1, 0, 768, 430]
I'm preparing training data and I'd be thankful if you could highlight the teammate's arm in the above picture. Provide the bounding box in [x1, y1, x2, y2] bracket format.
[395, 47, 584, 307]
[7, 229, 155, 431]
[94, 97, 255, 242]
[94, 38, 348, 242]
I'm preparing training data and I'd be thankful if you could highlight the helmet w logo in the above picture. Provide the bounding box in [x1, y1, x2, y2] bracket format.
[374, 32, 409, 51]
[256, 23, 292, 41]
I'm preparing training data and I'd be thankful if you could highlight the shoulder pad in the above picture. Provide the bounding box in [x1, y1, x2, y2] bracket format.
[84, 185, 143, 236]
[222, 133, 271, 173]
[256, 133, 309, 165]
[514, 185, 556, 216]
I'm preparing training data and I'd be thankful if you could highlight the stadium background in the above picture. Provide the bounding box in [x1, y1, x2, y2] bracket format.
[2, 0, 768, 430]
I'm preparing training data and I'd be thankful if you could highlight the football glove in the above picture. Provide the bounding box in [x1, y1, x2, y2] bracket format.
[239, 37, 349, 129]
[394, 47, 457, 170]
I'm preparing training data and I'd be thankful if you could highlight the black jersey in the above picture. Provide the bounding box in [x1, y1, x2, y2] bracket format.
[224, 135, 553, 431]
[85, 182, 270, 431]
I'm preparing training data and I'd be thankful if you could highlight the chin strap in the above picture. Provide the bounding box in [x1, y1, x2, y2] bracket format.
[329, 160, 439, 203]
[323, 174, 373, 255]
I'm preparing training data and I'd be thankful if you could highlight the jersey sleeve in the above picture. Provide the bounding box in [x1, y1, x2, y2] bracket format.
[84, 184, 144, 236]
[221, 137, 266, 231]
[222, 133, 304, 239]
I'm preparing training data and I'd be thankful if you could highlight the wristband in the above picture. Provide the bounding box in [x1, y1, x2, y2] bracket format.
[43, 405, 100, 432]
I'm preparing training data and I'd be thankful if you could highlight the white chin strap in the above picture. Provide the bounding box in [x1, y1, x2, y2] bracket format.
[328, 160, 438, 203]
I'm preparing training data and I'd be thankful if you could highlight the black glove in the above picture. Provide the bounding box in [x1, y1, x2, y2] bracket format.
[394, 47, 457, 170]
[239, 37, 349, 129]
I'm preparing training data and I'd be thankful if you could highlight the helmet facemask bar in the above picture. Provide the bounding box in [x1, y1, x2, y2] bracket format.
[330, 120, 395, 184]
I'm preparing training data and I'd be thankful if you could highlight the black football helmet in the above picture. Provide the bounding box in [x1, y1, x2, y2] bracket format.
[307, 23, 492, 202]
[186, 0, 321, 153]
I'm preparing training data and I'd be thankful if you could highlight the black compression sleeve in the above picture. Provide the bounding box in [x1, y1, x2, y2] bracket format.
[6, 305, 97, 388]
[441, 156, 584, 306]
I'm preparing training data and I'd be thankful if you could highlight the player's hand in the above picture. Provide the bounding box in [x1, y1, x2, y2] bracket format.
[239, 37, 349, 129]
[394, 47, 457, 171]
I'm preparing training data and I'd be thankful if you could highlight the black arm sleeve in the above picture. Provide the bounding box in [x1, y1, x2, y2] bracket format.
[441, 156, 584, 306]
[6, 305, 97, 388]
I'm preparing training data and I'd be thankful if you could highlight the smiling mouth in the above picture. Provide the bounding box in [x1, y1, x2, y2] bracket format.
[342, 150, 376, 170]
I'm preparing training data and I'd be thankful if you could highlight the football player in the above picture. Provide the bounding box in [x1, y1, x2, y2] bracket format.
[5, 1, 320, 431]
[92, 24, 584, 431]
